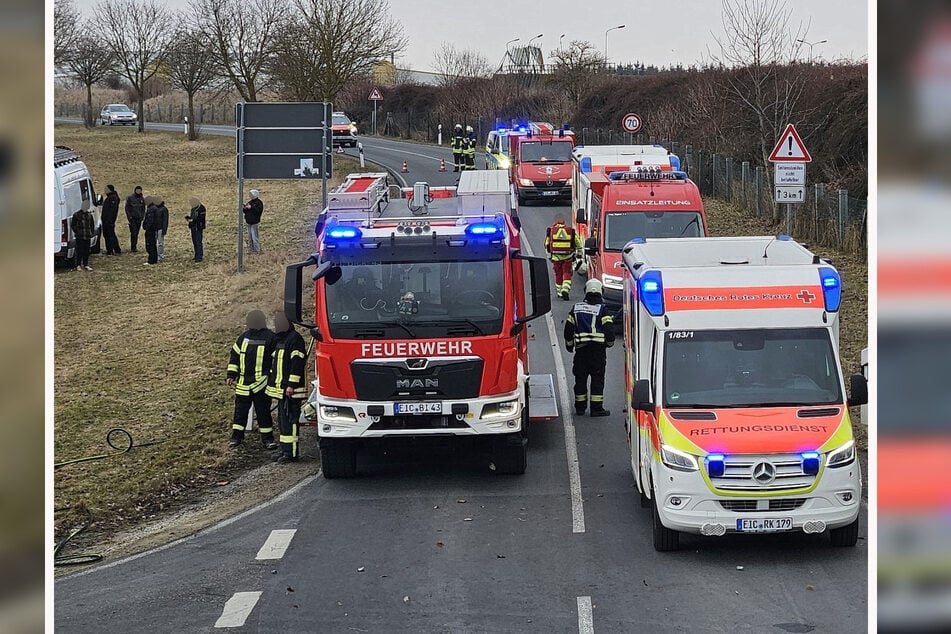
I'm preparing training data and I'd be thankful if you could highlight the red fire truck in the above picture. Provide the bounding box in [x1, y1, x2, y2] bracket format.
[285, 180, 555, 478]
[504, 122, 576, 205]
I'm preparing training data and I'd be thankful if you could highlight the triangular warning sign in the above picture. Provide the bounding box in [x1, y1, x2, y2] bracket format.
[769, 124, 812, 162]
[368, 88, 383, 100]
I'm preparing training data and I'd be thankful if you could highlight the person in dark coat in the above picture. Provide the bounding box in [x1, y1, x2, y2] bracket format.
[155, 197, 169, 261]
[101, 184, 121, 255]
[125, 185, 145, 252]
[142, 197, 159, 265]
[70, 206, 95, 271]
[186, 196, 206, 262]
[243, 189, 263, 254]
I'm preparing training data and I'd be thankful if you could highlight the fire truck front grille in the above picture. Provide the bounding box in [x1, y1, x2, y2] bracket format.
[351, 358, 483, 401]
[709, 454, 817, 492]
[719, 498, 808, 512]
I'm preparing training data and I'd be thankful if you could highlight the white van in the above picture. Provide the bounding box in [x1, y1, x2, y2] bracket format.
[53, 146, 102, 264]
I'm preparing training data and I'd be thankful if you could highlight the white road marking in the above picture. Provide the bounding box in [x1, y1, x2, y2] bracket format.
[523, 238, 586, 533]
[214, 591, 262, 628]
[577, 595, 594, 634]
[255, 529, 297, 560]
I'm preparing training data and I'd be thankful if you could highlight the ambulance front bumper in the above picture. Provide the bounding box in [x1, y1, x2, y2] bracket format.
[309, 390, 524, 438]
[654, 460, 862, 535]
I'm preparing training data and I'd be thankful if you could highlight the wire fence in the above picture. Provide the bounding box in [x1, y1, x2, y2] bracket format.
[56, 100, 867, 257]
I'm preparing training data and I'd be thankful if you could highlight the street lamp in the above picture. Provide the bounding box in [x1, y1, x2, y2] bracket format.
[503, 38, 519, 72]
[796, 38, 827, 63]
[528, 33, 544, 49]
[604, 24, 625, 66]
[559, 33, 566, 51]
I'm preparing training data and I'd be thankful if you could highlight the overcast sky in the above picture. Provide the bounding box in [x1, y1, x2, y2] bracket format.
[72, 0, 868, 71]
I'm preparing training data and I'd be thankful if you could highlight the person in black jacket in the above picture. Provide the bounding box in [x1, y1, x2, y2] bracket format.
[266, 311, 308, 463]
[564, 279, 615, 416]
[142, 197, 159, 265]
[125, 185, 145, 252]
[101, 184, 121, 255]
[186, 197, 206, 262]
[227, 310, 277, 449]
[155, 198, 169, 261]
[243, 189, 263, 254]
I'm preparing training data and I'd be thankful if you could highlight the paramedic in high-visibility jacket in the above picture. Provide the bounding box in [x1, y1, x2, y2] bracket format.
[564, 279, 615, 416]
[227, 310, 277, 449]
[544, 214, 582, 300]
[266, 311, 308, 463]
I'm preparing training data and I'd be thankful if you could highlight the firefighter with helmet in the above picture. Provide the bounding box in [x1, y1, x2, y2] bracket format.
[564, 279, 615, 417]
[266, 310, 308, 463]
[462, 125, 477, 170]
[450, 123, 465, 172]
[545, 213, 582, 300]
[227, 309, 277, 448]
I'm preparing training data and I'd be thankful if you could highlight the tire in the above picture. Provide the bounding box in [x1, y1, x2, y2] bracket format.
[652, 494, 680, 551]
[493, 433, 527, 475]
[829, 516, 859, 547]
[320, 438, 357, 479]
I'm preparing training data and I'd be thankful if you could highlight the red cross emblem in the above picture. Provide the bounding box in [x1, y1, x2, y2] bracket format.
[797, 289, 816, 304]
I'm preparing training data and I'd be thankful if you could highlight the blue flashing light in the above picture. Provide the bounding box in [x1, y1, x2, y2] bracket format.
[466, 222, 501, 237]
[668, 154, 681, 171]
[580, 157, 592, 173]
[638, 270, 664, 316]
[778, 234, 792, 241]
[326, 226, 361, 240]
[818, 266, 841, 312]
[801, 451, 821, 475]
[706, 453, 726, 478]
[628, 237, 645, 244]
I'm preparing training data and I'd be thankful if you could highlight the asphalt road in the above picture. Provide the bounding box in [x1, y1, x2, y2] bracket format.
[54, 121, 868, 632]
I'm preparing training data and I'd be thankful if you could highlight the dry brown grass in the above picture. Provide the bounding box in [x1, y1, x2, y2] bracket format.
[53, 124, 357, 535]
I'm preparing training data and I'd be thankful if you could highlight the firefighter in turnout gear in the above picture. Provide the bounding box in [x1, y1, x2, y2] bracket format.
[564, 279, 615, 416]
[545, 214, 582, 300]
[227, 310, 278, 448]
[462, 125, 477, 170]
[450, 123, 465, 172]
[266, 311, 308, 463]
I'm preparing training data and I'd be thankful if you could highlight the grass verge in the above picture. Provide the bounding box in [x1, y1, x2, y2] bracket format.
[53, 124, 356, 538]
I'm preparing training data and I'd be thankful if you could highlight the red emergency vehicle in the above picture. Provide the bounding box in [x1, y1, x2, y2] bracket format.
[284, 181, 555, 478]
[506, 122, 576, 204]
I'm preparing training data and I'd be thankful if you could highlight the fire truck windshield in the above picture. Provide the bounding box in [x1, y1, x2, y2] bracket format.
[518, 141, 573, 163]
[604, 212, 703, 250]
[879, 327, 950, 434]
[324, 259, 505, 339]
[662, 328, 843, 408]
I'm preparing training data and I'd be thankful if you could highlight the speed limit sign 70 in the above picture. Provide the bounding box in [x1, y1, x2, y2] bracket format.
[621, 113, 642, 133]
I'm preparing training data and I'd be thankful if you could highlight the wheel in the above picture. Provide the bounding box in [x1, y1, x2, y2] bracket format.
[320, 438, 357, 478]
[829, 516, 859, 547]
[493, 432, 527, 475]
[652, 494, 680, 551]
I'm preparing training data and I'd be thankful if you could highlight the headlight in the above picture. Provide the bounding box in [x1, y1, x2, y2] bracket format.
[518, 178, 534, 187]
[602, 273, 623, 289]
[826, 439, 855, 467]
[498, 157, 510, 169]
[302, 401, 319, 421]
[319, 404, 356, 422]
[566, 177, 573, 186]
[350, 125, 357, 134]
[481, 399, 520, 419]
[661, 444, 699, 472]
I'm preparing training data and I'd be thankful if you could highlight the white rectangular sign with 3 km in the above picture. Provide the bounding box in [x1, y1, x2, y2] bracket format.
[775, 185, 805, 203]
[775, 163, 805, 186]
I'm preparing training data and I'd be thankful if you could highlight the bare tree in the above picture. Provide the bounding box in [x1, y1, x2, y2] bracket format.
[192, 0, 283, 102]
[95, 0, 174, 132]
[164, 24, 218, 139]
[267, 16, 324, 101]
[54, 0, 81, 66]
[546, 40, 605, 109]
[431, 43, 491, 89]
[64, 26, 116, 127]
[709, 0, 809, 166]
[286, 0, 407, 101]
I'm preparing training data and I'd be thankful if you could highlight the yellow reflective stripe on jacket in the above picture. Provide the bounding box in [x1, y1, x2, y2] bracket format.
[290, 350, 305, 359]
[288, 374, 302, 383]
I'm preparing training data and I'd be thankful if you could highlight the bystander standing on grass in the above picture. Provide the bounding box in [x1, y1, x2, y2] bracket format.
[70, 205, 95, 271]
[142, 196, 159, 265]
[243, 189, 263, 254]
[155, 197, 169, 261]
[101, 184, 121, 256]
[125, 185, 145, 253]
[186, 196, 206, 262]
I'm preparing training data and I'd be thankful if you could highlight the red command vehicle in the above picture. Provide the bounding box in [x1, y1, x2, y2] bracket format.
[508, 122, 576, 205]
[284, 188, 555, 478]
[578, 167, 707, 310]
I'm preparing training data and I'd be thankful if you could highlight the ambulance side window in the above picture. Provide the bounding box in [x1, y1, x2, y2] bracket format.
[650, 332, 658, 392]
[629, 288, 638, 376]
[590, 195, 602, 238]
[486, 133, 496, 151]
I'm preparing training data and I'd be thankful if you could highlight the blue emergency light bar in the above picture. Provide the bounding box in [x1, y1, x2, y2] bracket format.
[326, 226, 362, 240]
[638, 270, 665, 315]
[801, 451, 821, 475]
[818, 266, 841, 312]
[706, 454, 726, 477]
[466, 221, 502, 236]
[580, 157, 592, 173]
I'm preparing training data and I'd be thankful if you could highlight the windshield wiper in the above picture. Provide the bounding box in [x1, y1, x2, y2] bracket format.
[679, 216, 700, 236]
[414, 319, 486, 336]
[378, 321, 418, 339]
[722, 401, 820, 408]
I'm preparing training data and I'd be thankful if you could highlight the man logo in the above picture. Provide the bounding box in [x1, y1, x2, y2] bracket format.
[752, 462, 776, 485]
[396, 378, 438, 389]
[405, 358, 428, 370]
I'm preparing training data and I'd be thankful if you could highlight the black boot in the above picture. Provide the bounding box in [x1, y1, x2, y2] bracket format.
[261, 433, 278, 450]
[229, 431, 243, 447]
[590, 407, 611, 417]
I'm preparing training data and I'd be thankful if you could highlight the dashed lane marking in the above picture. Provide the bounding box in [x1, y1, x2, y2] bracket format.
[577, 595, 594, 633]
[214, 591, 262, 628]
[255, 529, 297, 560]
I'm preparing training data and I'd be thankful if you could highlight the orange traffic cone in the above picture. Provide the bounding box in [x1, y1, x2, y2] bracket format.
[401, 160, 408, 173]
[439, 158, 446, 172]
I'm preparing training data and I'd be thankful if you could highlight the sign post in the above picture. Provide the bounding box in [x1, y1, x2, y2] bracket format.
[235, 101, 332, 272]
[368, 87, 383, 135]
[768, 124, 812, 236]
